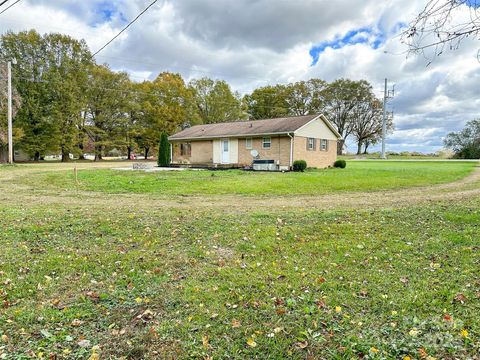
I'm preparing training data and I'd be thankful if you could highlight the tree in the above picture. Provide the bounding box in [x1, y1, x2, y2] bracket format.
[158, 132, 170, 167]
[138, 72, 194, 159]
[189, 77, 246, 124]
[322, 79, 376, 155]
[444, 119, 480, 159]
[284, 79, 327, 116]
[83, 65, 131, 161]
[244, 85, 289, 120]
[402, 1, 480, 61]
[350, 99, 393, 155]
[0, 30, 93, 161]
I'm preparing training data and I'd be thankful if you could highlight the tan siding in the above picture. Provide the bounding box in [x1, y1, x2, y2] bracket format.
[295, 116, 338, 140]
[171, 140, 213, 164]
[293, 136, 337, 168]
[237, 136, 291, 167]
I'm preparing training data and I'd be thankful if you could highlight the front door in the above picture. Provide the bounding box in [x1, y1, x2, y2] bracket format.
[222, 139, 230, 163]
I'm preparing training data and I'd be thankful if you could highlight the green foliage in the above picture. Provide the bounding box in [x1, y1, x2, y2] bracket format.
[334, 159, 347, 168]
[83, 65, 133, 160]
[138, 72, 195, 158]
[444, 119, 480, 159]
[292, 160, 307, 172]
[243, 85, 289, 120]
[0, 30, 94, 161]
[189, 77, 247, 124]
[158, 132, 170, 167]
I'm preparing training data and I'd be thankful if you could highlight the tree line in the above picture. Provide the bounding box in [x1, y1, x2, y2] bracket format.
[0, 30, 392, 161]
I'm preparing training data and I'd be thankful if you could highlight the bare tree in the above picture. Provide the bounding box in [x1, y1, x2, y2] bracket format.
[402, 0, 480, 62]
[351, 100, 393, 155]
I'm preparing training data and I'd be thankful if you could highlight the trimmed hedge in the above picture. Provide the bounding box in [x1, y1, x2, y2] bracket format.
[293, 160, 307, 172]
[334, 159, 347, 168]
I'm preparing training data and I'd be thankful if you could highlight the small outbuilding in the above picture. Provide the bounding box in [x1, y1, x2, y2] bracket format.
[168, 114, 341, 170]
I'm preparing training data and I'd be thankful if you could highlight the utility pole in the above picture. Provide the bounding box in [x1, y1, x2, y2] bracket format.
[381, 78, 387, 159]
[381, 78, 395, 159]
[7, 60, 13, 164]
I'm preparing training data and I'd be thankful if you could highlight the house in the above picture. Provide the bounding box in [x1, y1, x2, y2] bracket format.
[168, 114, 341, 170]
[0, 147, 30, 163]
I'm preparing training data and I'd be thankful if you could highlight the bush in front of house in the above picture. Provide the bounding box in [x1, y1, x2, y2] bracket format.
[158, 132, 170, 167]
[293, 160, 307, 172]
[334, 159, 347, 168]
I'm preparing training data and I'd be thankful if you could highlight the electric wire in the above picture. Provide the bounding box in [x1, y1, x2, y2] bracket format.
[0, 0, 20, 15]
[91, 0, 158, 57]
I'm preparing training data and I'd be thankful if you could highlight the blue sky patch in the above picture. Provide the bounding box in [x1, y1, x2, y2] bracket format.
[309, 22, 407, 66]
[465, 0, 480, 8]
[90, 1, 128, 26]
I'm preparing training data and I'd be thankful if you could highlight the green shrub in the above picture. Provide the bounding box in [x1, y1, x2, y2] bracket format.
[293, 160, 307, 172]
[158, 132, 170, 167]
[334, 159, 347, 168]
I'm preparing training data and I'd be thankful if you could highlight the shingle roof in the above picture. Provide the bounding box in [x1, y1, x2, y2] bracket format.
[169, 114, 322, 140]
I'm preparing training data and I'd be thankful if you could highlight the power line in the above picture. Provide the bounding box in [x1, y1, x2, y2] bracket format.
[0, 1, 9, 7]
[92, 0, 158, 58]
[0, 0, 20, 15]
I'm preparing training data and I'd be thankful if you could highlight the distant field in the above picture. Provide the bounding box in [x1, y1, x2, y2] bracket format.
[22, 160, 477, 196]
[339, 154, 448, 160]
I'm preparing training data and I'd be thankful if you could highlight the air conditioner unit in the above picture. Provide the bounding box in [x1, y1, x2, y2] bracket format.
[252, 159, 277, 171]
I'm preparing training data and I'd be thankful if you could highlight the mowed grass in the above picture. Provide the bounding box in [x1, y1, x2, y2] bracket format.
[23, 161, 477, 196]
[0, 201, 479, 359]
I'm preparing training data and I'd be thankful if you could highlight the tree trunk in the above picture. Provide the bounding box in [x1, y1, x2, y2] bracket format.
[356, 141, 362, 155]
[363, 142, 370, 154]
[337, 139, 345, 155]
[127, 146, 132, 160]
[144, 147, 149, 160]
[94, 145, 103, 162]
[34, 151, 40, 162]
[61, 148, 70, 162]
[78, 143, 85, 160]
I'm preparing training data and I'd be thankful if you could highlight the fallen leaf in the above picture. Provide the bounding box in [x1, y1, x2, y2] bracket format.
[202, 335, 209, 348]
[295, 341, 308, 349]
[453, 293, 467, 304]
[71, 319, 83, 327]
[77, 339, 91, 348]
[246, 337, 257, 347]
[231, 319, 241, 328]
[40, 329, 52, 338]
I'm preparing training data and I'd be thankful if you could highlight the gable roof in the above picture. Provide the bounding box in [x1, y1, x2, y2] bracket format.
[169, 114, 340, 140]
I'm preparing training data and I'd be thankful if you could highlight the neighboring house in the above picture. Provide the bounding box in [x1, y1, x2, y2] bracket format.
[0, 147, 30, 163]
[169, 114, 341, 170]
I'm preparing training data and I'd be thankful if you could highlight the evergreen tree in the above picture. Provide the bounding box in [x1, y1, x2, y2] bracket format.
[157, 132, 170, 167]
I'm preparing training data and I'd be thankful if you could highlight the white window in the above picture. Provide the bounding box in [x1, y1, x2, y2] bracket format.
[246, 138, 252, 149]
[262, 137, 271, 149]
[320, 139, 328, 151]
[307, 138, 316, 151]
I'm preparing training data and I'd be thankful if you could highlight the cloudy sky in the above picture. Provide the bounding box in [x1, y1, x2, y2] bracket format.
[1, 0, 479, 153]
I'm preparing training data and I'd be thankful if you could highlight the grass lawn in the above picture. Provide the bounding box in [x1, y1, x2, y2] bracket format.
[21, 160, 477, 196]
[0, 161, 479, 359]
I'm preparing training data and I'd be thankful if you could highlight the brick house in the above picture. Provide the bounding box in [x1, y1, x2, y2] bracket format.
[168, 114, 341, 170]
